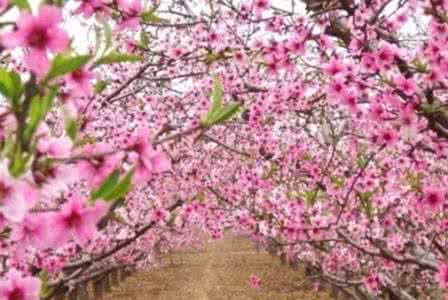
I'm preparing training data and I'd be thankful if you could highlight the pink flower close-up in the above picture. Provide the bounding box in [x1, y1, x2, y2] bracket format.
[439, 263, 448, 289]
[116, 0, 142, 30]
[248, 274, 261, 289]
[0, 269, 40, 300]
[65, 67, 94, 97]
[11, 213, 55, 249]
[422, 186, 445, 211]
[0, 0, 448, 298]
[51, 194, 108, 246]
[128, 127, 171, 185]
[0, 164, 27, 223]
[1, 5, 69, 77]
[0, 0, 8, 13]
[77, 143, 124, 188]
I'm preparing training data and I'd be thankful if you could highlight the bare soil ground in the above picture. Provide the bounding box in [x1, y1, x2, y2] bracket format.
[104, 234, 332, 300]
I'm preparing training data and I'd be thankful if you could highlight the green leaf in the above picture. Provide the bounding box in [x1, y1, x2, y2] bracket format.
[103, 169, 134, 202]
[303, 189, 319, 206]
[0, 69, 22, 106]
[103, 21, 113, 54]
[358, 191, 374, 218]
[205, 52, 225, 65]
[65, 117, 78, 141]
[140, 31, 150, 48]
[210, 74, 223, 118]
[330, 175, 345, 189]
[95, 52, 143, 66]
[24, 87, 56, 140]
[44, 54, 91, 83]
[93, 25, 102, 56]
[212, 102, 241, 125]
[91, 169, 120, 201]
[412, 57, 428, 73]
[24, 96, 43, 141]
[356, 154, 367, 168]
[94, 80, 108, 94]
[41, 87, 57, 114]
[39, 270, 54, 298]
[12, 0, 31, 10]
[141, 10, 164, 23]
[200, 75, 242, 128]
[9, 150, 30, 177]
[405, 170, 423, 192]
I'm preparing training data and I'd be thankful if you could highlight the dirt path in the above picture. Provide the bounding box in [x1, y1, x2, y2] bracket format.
[104, 235, 331, 300]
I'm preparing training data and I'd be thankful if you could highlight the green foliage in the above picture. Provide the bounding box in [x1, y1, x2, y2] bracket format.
[358, 191, 374, 218]
[405, 170, 423, 192]
[300, 188, 326, 207]
[196, 191, 205, 203]
[65, 116, 78, 141]
[39, 270, 54, 298]
[94, 80, 108, 94]
[330, 175, 345, 189]
[303, 152, 311, 161]
[201, 75, 242, 128]
[0, 69, 23, 108]
[412, 57, 428, 73]
[9, 149, 31, 177]
[141, 9, 164, 23]
[43, 54, 91, 84]
[91, 170, 120, 201]
[103, 22, 113, 54]
[261, 161, 279, 180]
[140, 31, 150, 48]
[95, 52, 143, 66]
[11, 0, 31, 10]
[303, 189, 319, 206]
[91, 169, 134, 202]
[23, 88, 56, 141]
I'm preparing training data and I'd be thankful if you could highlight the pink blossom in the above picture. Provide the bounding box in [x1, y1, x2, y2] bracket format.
[77, 143, 123, 188]
[11, 213, 55, 249]
[399, 104, 419, 140]
[394, 76, 417, 96]
[375, 44, 396, 70]
[253, 0, 270, 15]
[361, 53, 378, 72]
[0, 269, 40, 300]
[36, 164, 78, 201]
[51, 194, 108, 246]
[128, 127, 171, 185]
[326, 78, 348, 101]
[167, 47, 186, 59]
[1, 6, 69, 77]
[0, 0, 7, 13]
[430, 21, 448, 40]
[37, 136, 72, 158]
[286, 36, 305, 55]
[340, 90, 359, 114]
[126, 39, 138, 52]
[439, 263, 448, 289]
[323, 58, 346, 76]
[65, 67, 94, 97]
[151, 208, 169, 223]
[364, 272, 382, 294]
[283, 226, 298, 241]
[0, 164, 27, 223]
[248, 274, 261, 289]
[233, 51, 247, 66]
[75, 0, 106, 18]
[117, 0, 142, 30]
[377, 127, 399, 146]
[422, 186, 445, 211]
